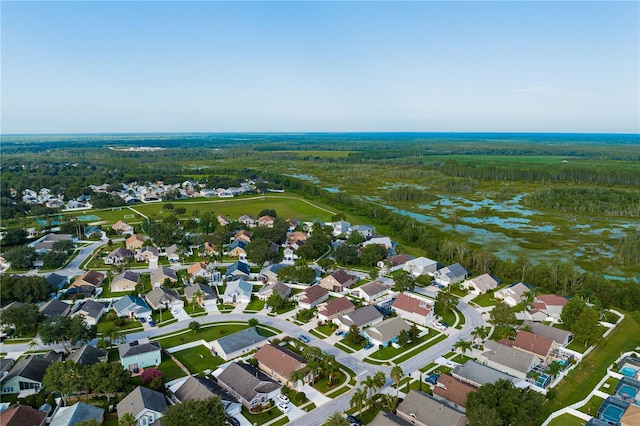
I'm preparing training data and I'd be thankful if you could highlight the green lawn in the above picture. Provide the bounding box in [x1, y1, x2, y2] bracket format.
[241, 405, 284, 425]
[96, 316, 143, 334]
[537, 315, 640, 424]
[471, 288, 504, 307]
[183, 303, 206, 316]
[153, 323, 250, 347]
[313, 371, 347, 394]
[158, 354, 187, 382]
[393, 333, 448, 364]
[172, 345, 224, 374]
[547, 413, 588, 426]
[339, 336, 366, 351]
[244, 297, 265, 312]
[314, 323, 337, 337]
[599, 376, 619, 395]
[576, 395, 604, 416]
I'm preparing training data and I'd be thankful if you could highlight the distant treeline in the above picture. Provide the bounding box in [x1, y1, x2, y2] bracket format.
[523, 187, 640, 217]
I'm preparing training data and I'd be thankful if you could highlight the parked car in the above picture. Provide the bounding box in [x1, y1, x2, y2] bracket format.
[335, 331, 344, 336]
[298, 335, 310, 343]
[277, 394, 289, 404]
[434, 322, 448, 331]
[148, 318, 156, 327]
[425, 374, 440, 385]
[363, 342, 374, 350]
[226, 417, 240, 426]
[277, 402, 290, 413]
[346, 414, 362, 425]
[171, 308, 178, 315]
[139, 317, 146, 323]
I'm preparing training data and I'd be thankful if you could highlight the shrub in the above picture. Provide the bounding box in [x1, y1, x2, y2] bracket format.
[141, 367, 163, 384]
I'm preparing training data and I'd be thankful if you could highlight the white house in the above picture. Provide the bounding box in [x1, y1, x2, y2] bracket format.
[403, 257, 438, 277]
[433, 263, 469, 286]
[222, 280, 253, 305]
[494, 282, 531, 307]
[350, 280, 392, 304]
[117, 386, 167, 426]
[461, 274, 499, 295]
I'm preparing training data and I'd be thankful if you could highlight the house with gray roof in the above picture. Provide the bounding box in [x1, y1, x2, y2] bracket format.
[71, 300, 104, 326]
[66, 345, 108, 367]
[50, 402, 104, 426]
[222, 279, 253, 305]
[350, 280, 392, 303]
[117, 386, 167, 425]
[369, 411, 414, 426]
[433, 263, 469, 287]
[184, 283, 217, 308]
[46, 272, 69, 290]
[113, 295, 152, 319]
[118, 339, 162, 373]
[479, 340, 541, 380]
[522, 320, 574, 347]
[257, 281, 291, 302]
[452, 360, 519, 388]
[333, 304, 384, 331]
[364, 317, 411, 347]
[135, 246, 160, 263]
[145, 287, 183, 311]
[104, 247, 133, 266]
[216, 362, 281, 409]
[39, 300, 71, 318]
[461, 273, 500, 295]
[1, 351, 62, 395]
[170, 376, 241, 417]
[259, 263, 288, 284]
[349, 224, 376, 238]
[396, 390, 467, 426]
[150, 266, 178, 288]
[110, 270, 140, 292]
[225, 261, 251, 280]
[494, 282, 531, 307]
[209, 327, 267, 361]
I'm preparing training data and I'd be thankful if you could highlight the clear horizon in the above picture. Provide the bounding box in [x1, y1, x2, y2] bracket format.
[2, 1, 639, 134]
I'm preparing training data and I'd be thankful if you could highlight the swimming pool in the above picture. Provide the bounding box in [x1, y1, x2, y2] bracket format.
[620, 366, 639, 377]
[601, 404, 625, 423]
[618, 384, 639, 399]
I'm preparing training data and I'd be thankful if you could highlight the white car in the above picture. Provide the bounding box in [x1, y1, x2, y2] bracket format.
[171, 308, 178, 315]
[277, 402, 290, 413]
[277, 394, 289, 404]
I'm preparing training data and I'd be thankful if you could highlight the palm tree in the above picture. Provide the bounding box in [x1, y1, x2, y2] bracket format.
[453, 339, 472, 355]
[324, 358, 339, 387]
[363, 375, 376, 399]
[350, 387, 367, 414]
[290, 368, 305, 390]
[381, 394, 398, 412]
[188, 320, 200, 333]
[325, 411, 349, 426]
[546, 361, 563, 380]
[192, 289, 204, 309]
[390, 365, 403, 399]
[374, 371, 386, 395]
[28, 339, 38, 352]
[118, 413, 136, 426]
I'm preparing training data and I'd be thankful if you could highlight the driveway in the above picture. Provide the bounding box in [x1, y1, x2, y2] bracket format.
[299, 383, 332, 406]
[171, 307, 191, 322]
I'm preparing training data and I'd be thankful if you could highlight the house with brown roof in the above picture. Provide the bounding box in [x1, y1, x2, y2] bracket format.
[350, 280, 392, 303]
[294, 285, 329, 310]
[254, 344, 310, 388]
[150, 266, 178, 287]
[286, 231, 307, 244]
[320, 269, 358, 292]
[112, 220, 134, 235]
[379, 254, 412, 273]
[125, 234, 146, 250]
[257, 215, 275, 227]
[68, 270, 105, 295]
[234, 229, 253, 243]
[431, 373, 477, 413]
[0, 404, 46, 426]
[203, 241, 218, 255]
[621, 404, 640, 426]
[506, 330, 559, 363]
[187, 262, 209, 279]
[391, 293, 436, 326]
[217, 215, 230, 226]
[522, 321, 574, 347]
[111, 270, 140, 292]
[257, 282, 291, 302]
[317, 297, 356, 322]
[526, 294, 568, 322]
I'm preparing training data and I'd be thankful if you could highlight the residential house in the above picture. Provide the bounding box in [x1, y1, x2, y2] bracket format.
[294, 285, 329, 310]
[113, 295, 152, 319]
[494, 282, 531, 307]
[228, 240, 248, 259]
[39, 300, 71, 318]
[433, 263, 469, 287]
[334, 305, 384, 331]
[187, 262, 209, 281]
[364, 317, 411, 347]
[527, 294, 569, 322]
[259, 263, 288, 284]
[71, 300, 104, 326]
[145, 287, 183, 311]
[225, 261, 251, 281]
[184, 283, 217, 308]
[368, 411, 413, 426]
[349, 224, 376, 238]
[150, 266, 178, 288]
[210, 327, 268, 361]
[125, 234, 146, 250]
[392, 293, 436, 326]
[0, 404, 47, 426]
[46, 272, 69, 290]
[238, 215, 255, 228]
[110, 270, 140, 292]
[432, 374, 477, 413]
[1, 351, 62, 394]
[234, 229, 253, 243]
[112, 220, 134, 235]
[0, 359, 15, 381]
[68, 270, 105, 295]
[222, 280, 253, 305]
[522, 321, 574, 347]
[118, 339, 162, 372]
[396, 390, 467, 426]
[403, 256, 438, 277]
[461, 274, 500, 295]
[30, 233, 74, 253]
[217, 215, 230, 226]
[380, 254, 412, 273]
[165, 244, 180, 263]
[254, 344, 310, 388]
[117, 386, 167, 426]
[317, 297, 356, 322]
[257, 282, 291, 302]
[135, 246, 159, 263]
[350, 280, 392, 304]
[286, 231, 307, 244]
[50, 402, 104, 426]
[479, 340, 541, 380]
[621, 404, 640, 426]
[452, 361, 519, 388]
[104, 247, 133, 265]
[216, 362, 281, 409]
[332, 220, 351, 236]
[506, 330, 559, 363]
[320, 269, 358, 292]
[286, 218, 299, 232]
[362, 236, 394, 254]
[170, 376, 241, 417]
[257, 215, 275, 227]
[203, 242, 218, 256]
[66, 345, 108, 367]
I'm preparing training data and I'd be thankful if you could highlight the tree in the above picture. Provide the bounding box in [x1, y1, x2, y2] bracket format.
[246, 237, 281, 265]
[290, 368, 305, 390]
[466, 379, 544, 426]
[188, 320, 201, 333]
[392, 271, 415, 292]
[572, 307, 602, 347]
[346, 324, 365, 346]
[325, 411, 349, 426]
[390, 365, 403, 399]
[266, 291, 284, 310]
[258, 208, 277, 218]
[38, 315, 96, 354]
[333, 244, 360, 266]
[471, 326, 490, 345]
[546, 361, 563, 380]
[346, 231, 365, 245]
[0, 303, 43, 336]
[453, 339, 472, 355]
[277, 264, 317, 284]
[88, 362, 130, 405]
[324, 356, 340, 386]
[164, 396, 226, 426]
[489, 302, 517, 339]
[363, 375, 376, 399]
[350, 387, 367, 413]
[43, 361, 85, 406]
[118, 412, 136, 426]
[561, 297, 585, 330]
[3, 245, 37, 269]
[1, 275, 54, 304]
[248, 318, 260, 327]
[360, 244, 387, 267]
[435, 290, 457, 317]
[374, 371, 386, 394]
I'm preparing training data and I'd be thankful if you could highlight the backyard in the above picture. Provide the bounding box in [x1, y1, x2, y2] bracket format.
[172, 345, 224, 374]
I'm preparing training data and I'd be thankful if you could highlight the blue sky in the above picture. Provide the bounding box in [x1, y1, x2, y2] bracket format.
[2, 1, 638, 133]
